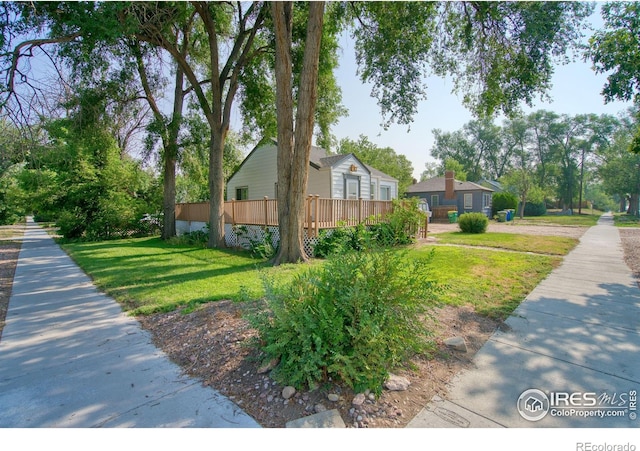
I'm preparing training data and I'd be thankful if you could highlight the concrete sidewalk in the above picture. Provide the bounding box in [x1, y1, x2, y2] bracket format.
[0, 219, 259, 428]
[408, 213, 640, 428]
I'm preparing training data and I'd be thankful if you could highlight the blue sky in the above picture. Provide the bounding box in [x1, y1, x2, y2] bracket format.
[329, 7, 633, 180]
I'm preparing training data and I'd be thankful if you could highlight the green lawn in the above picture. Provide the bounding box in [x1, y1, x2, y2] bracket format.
[409, 245, 561, 320]
[61, 234, 564, 321]
[613, 213, 640, 228]
[512, 211, 601, 227]
[61, 237, 305, 315]
[434, 232, 579, 255]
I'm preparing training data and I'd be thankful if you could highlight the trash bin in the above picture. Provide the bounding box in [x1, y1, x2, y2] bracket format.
[507, 209, 515, 221]
[448, 211, 458, 223]
[497, 210, 507, 222]
[506, 210, 512, 221]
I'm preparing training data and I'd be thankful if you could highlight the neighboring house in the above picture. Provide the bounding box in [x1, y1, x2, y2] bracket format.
[226, 139, 399, 201]
[478, 178, 504, 193]
[405, 171, 493, 219]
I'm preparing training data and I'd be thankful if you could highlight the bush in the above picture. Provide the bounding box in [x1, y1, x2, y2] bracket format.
[248, 249, 441, 394]
[522, 201, 547, 217]
[492, 192, 518, 217]
[371, 198, 426, 246]
[235, 225, 277, 259]
[313, 199, 427, 257]
[312, 223, 370, 258]
[56, 208, 88, 239]
[457, 212, 489, 233]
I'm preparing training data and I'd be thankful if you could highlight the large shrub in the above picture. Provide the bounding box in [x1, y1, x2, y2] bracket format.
[522, 201, 547, 217]
[370, 198, 426, 246]
[313, 199, 427, 257]
[457, 212, 489, 233]
[313, 223, 370, 258]
[248, 249, 441, 393]
[491, 192, 518, 217]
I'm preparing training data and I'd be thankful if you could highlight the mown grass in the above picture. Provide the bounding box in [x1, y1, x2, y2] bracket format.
[613, 213, 640, 228]
[0, 222, 25, 240]
[409, 245, 561, 320]
[61, 233, 565, 321]
[61, 237, 305, 315]
[513, 211, 601, 227]
[434, 232, 579, 255]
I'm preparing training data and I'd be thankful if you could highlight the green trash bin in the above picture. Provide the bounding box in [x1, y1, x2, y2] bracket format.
[497, 210, 507, 222]
[448, 211, 458, 223]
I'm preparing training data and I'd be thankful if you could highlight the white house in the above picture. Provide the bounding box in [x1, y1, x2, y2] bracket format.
[226, 140, 398, 201]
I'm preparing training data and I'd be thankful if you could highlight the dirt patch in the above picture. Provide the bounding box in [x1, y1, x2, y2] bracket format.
[0, 223, 25, 338]
[620, 228, 640, 283]
[137, 301, 498, 428]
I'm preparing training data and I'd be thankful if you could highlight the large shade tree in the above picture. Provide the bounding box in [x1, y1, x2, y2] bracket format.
[588, 2, 640, 153]
[270, 1, 593, 263]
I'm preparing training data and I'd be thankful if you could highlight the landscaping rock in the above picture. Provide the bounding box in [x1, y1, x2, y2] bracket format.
[315, 403, 327, 413]
[257, 358, 279, 374]
[352, 393, 366, 406]
[327, 393, 340, 402]
[282, 386, 296, 399]
[286, 409, 346, 428]
[384, 373, 411, 391]
[444, 336, 468, 352]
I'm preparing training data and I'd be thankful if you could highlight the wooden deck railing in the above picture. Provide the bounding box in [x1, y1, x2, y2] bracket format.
[176, 197, 404, 237]
[176, 197, 429, 238]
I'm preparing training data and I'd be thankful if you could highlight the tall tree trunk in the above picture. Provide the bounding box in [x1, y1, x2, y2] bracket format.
[208, 128, 227, 248]
[630, 193, 639, 217]
[272, 2, 295, 264]
[162, 65, 185, 240]
[578, 148, 585, 215]
[273, 1, 324, 265]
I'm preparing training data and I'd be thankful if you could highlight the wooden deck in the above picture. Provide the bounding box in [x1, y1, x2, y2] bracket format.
[176, 197, 427, 238]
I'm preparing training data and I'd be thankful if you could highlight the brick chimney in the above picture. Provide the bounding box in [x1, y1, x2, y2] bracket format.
[445, 170, 455, 200]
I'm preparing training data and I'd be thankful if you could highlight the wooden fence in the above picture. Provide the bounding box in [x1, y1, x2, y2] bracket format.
[176, 196, 427, 238]
[431, 205, 457, 223]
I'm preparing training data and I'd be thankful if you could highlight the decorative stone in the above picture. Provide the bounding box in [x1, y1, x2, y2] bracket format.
[352, 393, 366, 406]
[282, 386, 296, 399]
[444, 336, 468, 353]
[286, 409, 346, 428]
[257, 358, 279, 374]
[327, 393, 340, 402]
[384, 373, 411, 391]
[315, 403, 327, 413]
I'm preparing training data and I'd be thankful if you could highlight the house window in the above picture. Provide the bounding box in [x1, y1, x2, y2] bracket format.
[370, 182, 377, 200]
[346, 179, 359, 199]
[430, 194, 440, 208]
[380, 186, 391, 201]
[483, 193, 492, 209]
[464, 193, 473, 210]
[236, 186, 248, 200]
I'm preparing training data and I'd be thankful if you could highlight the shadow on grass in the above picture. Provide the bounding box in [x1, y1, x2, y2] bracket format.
[61, 237, 279, 315]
